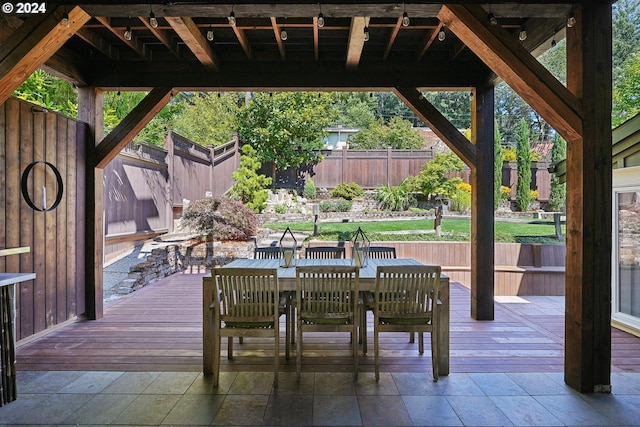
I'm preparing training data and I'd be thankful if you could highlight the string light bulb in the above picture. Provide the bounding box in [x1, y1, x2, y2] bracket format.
[61, 12, 70, 28]
[488, 12, 497, 25]
[280, 28, 288, 41]
[363, 26, 369, 42]
[438, 29, 446, 42]
[317, 12, 325, 27]
[567, 9, 576, 28]
[402, 11, 410, 27]
[149, 6, 158, 28]
[551, 34, 557, 47]
[124, 25, 132, 41]
[518, 25, 527, 41]
[206, 26, 214, 41]
[228, 10, 236, 26]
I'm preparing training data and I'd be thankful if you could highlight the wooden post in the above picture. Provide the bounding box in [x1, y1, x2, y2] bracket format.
[77, 86, 104, 320]
[166, 132, 175, 233]
[470, 85, 495, 320]
[564, 3, 612, 393]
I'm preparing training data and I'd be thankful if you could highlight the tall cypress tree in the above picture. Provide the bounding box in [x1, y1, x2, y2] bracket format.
[515, 119, 532, 212]
[547, 134, 567, 211]
[494, 120, 503, 211]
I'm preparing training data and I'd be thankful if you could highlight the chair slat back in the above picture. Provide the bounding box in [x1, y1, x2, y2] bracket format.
[374, 265, 441, 319]
[296, 265, 358, 322]
[368, 246, 397, 259]
[254, 246, 281, 259]
[214, 268, 279, 324]
[305, 246, 346, 259]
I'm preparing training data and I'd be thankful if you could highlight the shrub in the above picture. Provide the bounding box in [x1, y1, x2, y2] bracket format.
[181, 196, 258, 241]
[450, 186, 471, 213]
[330, 182, 364, 200]
[501, 186, 512, 201]
[319, 199, 353, 212]
[502, 146, 517, 161]
[515, 119, 532, 212]
[457, 182, 471, 193]
[375, 184, 415, 211]
[230, 144, 272, 213]
[530, 189, 539, 200]
[274, 204, 287, 214]
[302, 177, 317, 199]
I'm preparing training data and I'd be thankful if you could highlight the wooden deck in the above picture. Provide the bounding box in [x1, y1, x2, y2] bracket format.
[15, 269, 640, 374]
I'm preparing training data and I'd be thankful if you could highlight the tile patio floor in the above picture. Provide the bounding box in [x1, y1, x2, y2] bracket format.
[1, 370, 640, 426]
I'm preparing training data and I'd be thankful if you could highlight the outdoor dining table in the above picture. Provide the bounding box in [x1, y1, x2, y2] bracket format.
[202, 257, 450, 377]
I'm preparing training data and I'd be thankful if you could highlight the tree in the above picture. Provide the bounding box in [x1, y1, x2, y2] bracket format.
[613, 0, 640, 79]
[230, 144, 272, 213]
[547, 134, 567, 212]
[236, 92, 336, 180]
[515, 119, 532, 212]
[349, 117, 424, 149]
[405, 152, 465, 201]
[14, 70, 77, 117]
[331, 92, 377, 128]
[172, 92, 239, 146]
[613, 53, 640, 126]
[494, 121, 503, 210]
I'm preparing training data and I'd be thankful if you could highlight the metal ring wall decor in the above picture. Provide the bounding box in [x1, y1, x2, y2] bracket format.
[20, 161, 64, 212]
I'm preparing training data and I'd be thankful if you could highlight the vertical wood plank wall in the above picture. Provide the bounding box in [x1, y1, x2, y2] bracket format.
[0, 98, 84, 340]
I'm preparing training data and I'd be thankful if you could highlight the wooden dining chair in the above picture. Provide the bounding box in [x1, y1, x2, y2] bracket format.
[368, 246, 397, 259]
[254, 246, 281, 259]
[305, 246, 346, 259]
[372, 265, 441, 382]
[211, 267, 281, 388]
[295, 265, 360, 380]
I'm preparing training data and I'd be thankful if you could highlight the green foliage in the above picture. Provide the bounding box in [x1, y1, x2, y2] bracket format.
[515, 119, 532, 212]
[302, 177, 317, 200]
[172, 92, 239, 146]
[330, 182, 364, 200]
[501, 146, 517, 161]
[450, 184, 472, 214]
[613, 53, 640, 126]
[613, 0, 640, 77]
[181, 196, 258, 241]
[236, 92, 336, 176]
[14, 70, 77, 117]
[404, 152, 464, 200]
[230, 145, 272, 213]
[319, 199, 353, 212]
[274, 204, 287, 214]
[331, 93, 377, 128]
[349, 117, 424, 149]
[547, 135, 567, 212]
[494, 121, 503, 210]
[423, 91, 472, 129]
[375, 183, 415, 211]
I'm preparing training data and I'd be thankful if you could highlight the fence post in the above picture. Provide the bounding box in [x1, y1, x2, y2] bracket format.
[166, 132, 175, 232]
[208, 144, 215, 197]
[387, 146, 392, 186]
[342, 148, 348, 184]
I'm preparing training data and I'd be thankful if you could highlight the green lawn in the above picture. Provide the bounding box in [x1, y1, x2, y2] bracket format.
[263, 218, 565, 244]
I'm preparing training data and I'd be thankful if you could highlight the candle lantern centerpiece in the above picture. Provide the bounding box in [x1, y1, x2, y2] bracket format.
[351, 227, 370, 268]
[279, 227, 298, 267]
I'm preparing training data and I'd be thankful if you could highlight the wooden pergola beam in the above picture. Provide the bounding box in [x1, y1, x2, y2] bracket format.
[394, 87, 476, 167]
[346, 17, 368, 71]
[166, 17, 219, 71]
[437, 4, 583, 142]
[93, 87, 173, 168]
[94, 16, 149, 60]
[415, 22, 443, 61]
[270, 17, 287, 61]
[140, 17, 182, 59]
[0, 6, 90, 104]
[383, 17, 403, 61]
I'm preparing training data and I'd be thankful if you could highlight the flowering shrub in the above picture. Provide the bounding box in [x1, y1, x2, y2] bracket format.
[181, 196, 258, 241]
[501, 186, 512, 201]
[457, 182, 472, 193]
[530, 189, 539, 200]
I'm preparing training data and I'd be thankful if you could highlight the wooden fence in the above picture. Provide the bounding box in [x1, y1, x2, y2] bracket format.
[104, 132, 239, 261]
[0, 97, 86, 340]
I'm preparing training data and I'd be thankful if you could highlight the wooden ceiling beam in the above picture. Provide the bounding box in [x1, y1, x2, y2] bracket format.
[94, 87, 173, 168]
[140, 17, 182, 59]
[383, 17, 403, 61]
[231, 24, 253, 60]
[166, 17, 219, 70]
[94, 16, 149, 59]
[346, 17, 368, 71]
[270, 17, 287, 61]
[438, 4, 582, 140]
[313, 16, 320, 61]
[75, 27, 119, 61]
[416, 22, 443, 61]
[0, 6, 90, 104]
[394, 86, 477, 167]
